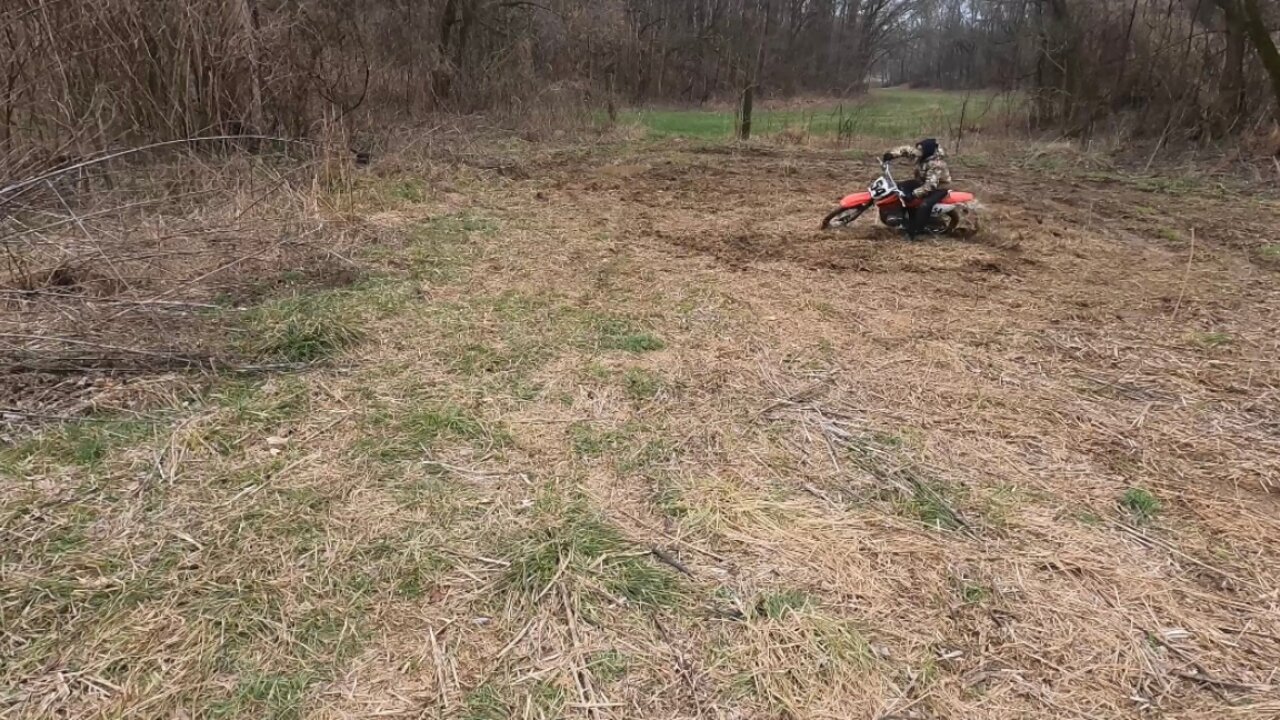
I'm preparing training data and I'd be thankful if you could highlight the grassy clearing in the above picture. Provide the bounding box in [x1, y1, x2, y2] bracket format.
[6, 101, 1280, 720]
[623, 87, 1020, 140]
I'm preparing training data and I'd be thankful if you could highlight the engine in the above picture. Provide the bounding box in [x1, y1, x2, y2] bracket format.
[879, 208, 907, 228]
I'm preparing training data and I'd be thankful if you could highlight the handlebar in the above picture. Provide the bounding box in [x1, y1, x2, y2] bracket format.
[876, 161, 913, 200]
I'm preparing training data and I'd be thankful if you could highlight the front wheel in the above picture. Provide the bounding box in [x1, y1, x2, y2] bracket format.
[821, 204, 869, 230]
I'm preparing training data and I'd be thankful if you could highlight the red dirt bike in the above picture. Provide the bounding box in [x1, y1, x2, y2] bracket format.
[821, 160, 976, 235]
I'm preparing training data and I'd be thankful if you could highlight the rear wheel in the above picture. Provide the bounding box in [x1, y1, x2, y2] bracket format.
[821, 204, 869, 230]
[926, 209, 961, 235]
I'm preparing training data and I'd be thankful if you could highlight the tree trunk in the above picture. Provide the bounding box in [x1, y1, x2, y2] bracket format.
[1217, 1, 1248, 133]
[231, 0, 264, 138]
[739, 0, 773, 140]
[435, 0, 460, 102]
[1241, 0, 1280, 125]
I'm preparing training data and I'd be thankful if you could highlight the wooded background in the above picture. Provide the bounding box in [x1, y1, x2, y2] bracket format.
[2, 0, 1279, 161]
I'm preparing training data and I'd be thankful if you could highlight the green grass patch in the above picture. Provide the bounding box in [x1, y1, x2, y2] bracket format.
[727, 597, 877, 713]
[755, 589, 812, 620]
[568, 422, 632, 459]
[349, 530, 456, 600]
[209, 671, 316, 720]
[213, 377, 311, 426]
[622, 367, 664, 400]
[566, 422, 675, 474]
[500, 501, 681, 607]
[1, 418, 157, 473]
[359, 400, 512, 463]
[192, 378, 313, 458]
[443, 340, 550, 379]
[239, 292, 363, 363]
[904, 477, 967, 531]
[622, 88, 1020, 141]
[421, 213, 498, 236]
[845, 431, 968, 531]
[403, 212, 496, 283]
[460, 680, 563, 720]
[1260, 244, 1280, 258]
[447, 343, 506, 375]
[588, 649, 630, 683]
[462, 683, 509, 720]
[404, 404, 488, 444]
[590, 316, 665, 353]
[1120, 487, 1161, 524]
[1190, 331, 1232, 349]
[618, 438, 678, 474]
[429, 292, 574, 388]
[391, 180, 426, 203]
[959, 583, 990, 605]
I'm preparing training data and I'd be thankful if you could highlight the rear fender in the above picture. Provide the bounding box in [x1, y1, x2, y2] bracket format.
[840, 191, 874, 209]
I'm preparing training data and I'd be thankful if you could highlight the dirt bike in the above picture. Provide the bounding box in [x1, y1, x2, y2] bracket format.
[821, 161, 976, 235]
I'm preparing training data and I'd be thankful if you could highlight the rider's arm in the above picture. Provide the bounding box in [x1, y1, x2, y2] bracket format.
[913, 159, 948, 196]
[885, 145, 918, 160]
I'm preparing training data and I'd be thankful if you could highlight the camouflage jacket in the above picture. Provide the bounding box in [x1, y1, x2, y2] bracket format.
[887, 145, 952, 196]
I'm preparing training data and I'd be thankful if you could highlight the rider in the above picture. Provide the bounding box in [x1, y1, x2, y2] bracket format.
[881, 138, 951, 239]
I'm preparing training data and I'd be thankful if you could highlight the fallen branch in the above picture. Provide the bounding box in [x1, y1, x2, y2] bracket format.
[0, 289, 222, 310]
[0, 332, 205, 363]
[1173, 670, 1272, 694]
[1112, 521, 1264, 593]
[0, 135, 315, 201]
[650, 546, 694, 576]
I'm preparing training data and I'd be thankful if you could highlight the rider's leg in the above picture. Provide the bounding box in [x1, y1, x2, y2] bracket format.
[906, 188, 948, 236]
[897, 180, 923, 235]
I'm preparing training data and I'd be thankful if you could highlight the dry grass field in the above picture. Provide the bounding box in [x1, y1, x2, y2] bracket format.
[3, 127, 1279, 719]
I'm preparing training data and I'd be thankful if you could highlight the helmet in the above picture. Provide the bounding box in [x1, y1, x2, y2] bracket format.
[916, 138, 939, 160]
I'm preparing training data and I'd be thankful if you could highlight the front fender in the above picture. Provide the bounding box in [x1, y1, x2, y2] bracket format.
[840, 191, 874, 209]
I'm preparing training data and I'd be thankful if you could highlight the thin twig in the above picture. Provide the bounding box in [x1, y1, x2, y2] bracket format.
[560, 582, 602, 720]
[1171, 227, 1195, 321]
[428, 626, 451, 711]
[614, 507, 728, 563]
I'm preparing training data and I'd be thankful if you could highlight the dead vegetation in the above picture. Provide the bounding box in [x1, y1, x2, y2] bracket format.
[2, 132, 1279, 720]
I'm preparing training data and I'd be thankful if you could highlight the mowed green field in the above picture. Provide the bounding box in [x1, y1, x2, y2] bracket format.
[622, 87, 1022, 140]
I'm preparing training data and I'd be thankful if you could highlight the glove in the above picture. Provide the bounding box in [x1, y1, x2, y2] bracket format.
[881, 152, 895, 163]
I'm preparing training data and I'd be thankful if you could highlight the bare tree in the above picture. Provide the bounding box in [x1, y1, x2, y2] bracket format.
[1, 0, 1276, 162]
